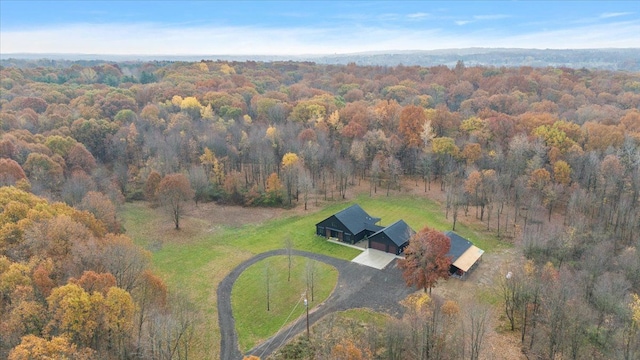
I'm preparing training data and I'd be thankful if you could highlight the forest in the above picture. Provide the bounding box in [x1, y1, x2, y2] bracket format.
[1, 58, 639, 359]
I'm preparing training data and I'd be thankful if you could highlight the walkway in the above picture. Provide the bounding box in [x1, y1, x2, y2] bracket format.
[217, 249, 413, 360]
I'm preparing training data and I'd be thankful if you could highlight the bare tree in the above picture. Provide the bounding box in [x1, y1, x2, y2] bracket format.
[298, 168, 312, 210]
[284, 237, 293, 282]
[464, 301, 490, 360]
[305, 259, 317, 301]
[265, 260, 271, 311]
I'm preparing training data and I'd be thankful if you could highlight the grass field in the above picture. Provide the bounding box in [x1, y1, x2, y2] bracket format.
[120, 192, 507, 357]
[231, 255, 338, 351]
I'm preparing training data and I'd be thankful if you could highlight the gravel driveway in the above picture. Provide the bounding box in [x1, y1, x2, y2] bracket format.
[218, 249, 413, 360]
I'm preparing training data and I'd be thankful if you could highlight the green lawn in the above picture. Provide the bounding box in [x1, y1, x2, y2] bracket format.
[120, 192, 507, 357]
[330, 308, 390, 327]
[231, 255, 338, 351]
[348, 194, 506, 253]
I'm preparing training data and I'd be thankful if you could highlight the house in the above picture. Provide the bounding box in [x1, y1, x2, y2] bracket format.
[368, 220, 415, 255]
[315, 204, 383, 244]
[445, 231, 484, 279]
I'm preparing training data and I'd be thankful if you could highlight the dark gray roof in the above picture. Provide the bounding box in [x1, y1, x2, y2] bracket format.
[364, 223, 385, 233]
[334, 204, 381, 235]
[371, 219, 415, 246]
[445, 231, 473, 262]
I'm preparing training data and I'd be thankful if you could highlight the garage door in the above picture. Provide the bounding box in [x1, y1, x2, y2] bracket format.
[370, 240, 387, 252]
[388, 244, 397, 255]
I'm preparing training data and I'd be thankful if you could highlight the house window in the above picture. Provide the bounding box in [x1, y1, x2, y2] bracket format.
[317, 226, 324, 236]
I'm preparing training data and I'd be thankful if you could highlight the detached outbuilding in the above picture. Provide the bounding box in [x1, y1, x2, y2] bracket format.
[315, 204, 383, 244]
[445, 231, 484, 279]
[368, 220, 415, 255]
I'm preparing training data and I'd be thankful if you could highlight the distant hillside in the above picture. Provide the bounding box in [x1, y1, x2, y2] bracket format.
[2, 48, 639, 71]
[312, 48, 640, 71]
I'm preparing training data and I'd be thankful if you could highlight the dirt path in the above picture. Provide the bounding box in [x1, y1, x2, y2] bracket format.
[218, 249, 413, 360]
[431, 247, 525, 360]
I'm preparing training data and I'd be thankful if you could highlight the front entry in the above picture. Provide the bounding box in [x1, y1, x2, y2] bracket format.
[328, 229, 344, 241]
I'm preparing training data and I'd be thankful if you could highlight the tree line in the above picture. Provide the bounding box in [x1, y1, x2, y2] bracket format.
[1, 58, 639, 358]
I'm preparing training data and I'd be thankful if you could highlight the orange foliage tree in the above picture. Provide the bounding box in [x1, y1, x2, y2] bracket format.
[399, 105, 426, 148]
[399, 227, 452, 293]
[156, 173, 195, 230]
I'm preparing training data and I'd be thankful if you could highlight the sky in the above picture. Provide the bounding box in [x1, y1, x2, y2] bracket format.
[1, 1, 639, 55]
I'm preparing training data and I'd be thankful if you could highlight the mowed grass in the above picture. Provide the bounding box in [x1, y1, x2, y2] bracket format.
[120, 192, 507, 357]
[350, 193, 506, 253]
[331, 308, 390, 327]
[231, 255, 338, 351]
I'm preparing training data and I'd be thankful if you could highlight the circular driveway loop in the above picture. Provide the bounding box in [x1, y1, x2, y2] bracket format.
[218, 249, 413, 360]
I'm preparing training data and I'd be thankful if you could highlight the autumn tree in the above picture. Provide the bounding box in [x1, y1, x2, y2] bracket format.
[156, 173, 194, 230]
[45, 283, 99, 346]
[281, 152, 300, 206]
[144, 170, 162, 203]
[23, 153, 64, 193]
[298, 168, 313, 210]
[331, 339, 369, 360]
[399, 105, 426, 148]
[102, 286, 135, 357]
[77, 191, 119, 233]
[66, 143, 96, 174]
[8, 335, 94, 360]
[0, 158, 27, 186]
[265, 172, 283, 205]
[399, 227, 452, 293]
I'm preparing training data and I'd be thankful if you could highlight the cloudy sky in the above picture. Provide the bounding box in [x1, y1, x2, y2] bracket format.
[1, 1, 638, 55]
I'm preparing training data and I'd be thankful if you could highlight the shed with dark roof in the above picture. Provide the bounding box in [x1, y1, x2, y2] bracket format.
[444, 231, 484, 278]
[315, 204, 382, 244]
[368, 220, 415, 255]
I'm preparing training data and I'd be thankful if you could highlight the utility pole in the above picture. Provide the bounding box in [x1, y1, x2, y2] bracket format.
[304, 294, 309, 339]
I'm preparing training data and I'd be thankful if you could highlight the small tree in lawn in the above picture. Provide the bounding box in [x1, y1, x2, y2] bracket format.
[156, 173, 194, 230]
[284, 237, 293, 282]
[265, 261, 271, 312]
[306, 259, 317, 301]
[399, 226, 452, 294]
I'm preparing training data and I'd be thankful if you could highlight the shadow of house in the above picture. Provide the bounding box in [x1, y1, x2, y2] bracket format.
[445, 231, 484, 279]
[368, 219, 415, 255]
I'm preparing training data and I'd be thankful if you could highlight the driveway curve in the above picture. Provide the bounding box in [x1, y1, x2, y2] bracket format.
[218, 249, 413, 360]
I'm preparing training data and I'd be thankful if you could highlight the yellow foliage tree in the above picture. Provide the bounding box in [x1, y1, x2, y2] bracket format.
[198, 62, 209, 72]
[553, 160, 572, 186]
[528, 168, 551, 192]
[201, 104, 214, 120]
[631, 293, 640, 328]
[200, 148, 224, 184]
[267, 173, 282, 202]
[9, 334, 94, 360]
[331, 339, 369, 360]
[431, 137, 459, 157]
[281, 152, 300, 205]
[46, 283, 98, 346]
[266, 125, 279, 148]
[103, 286, 135, 353]
[327, 110, 341, 130]
[171, 95, 183, 107]
[401, 292, 431, 314]
[220, 63, 236, 75]
[281, 152, 300, 169]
